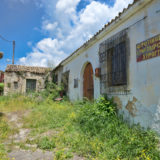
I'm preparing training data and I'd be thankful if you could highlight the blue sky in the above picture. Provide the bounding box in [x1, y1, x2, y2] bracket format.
[0, 0, 133, 70]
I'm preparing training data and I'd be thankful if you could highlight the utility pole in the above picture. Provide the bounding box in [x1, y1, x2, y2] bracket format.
[0, 34, 15, 64]
[12, 41, 15, 64]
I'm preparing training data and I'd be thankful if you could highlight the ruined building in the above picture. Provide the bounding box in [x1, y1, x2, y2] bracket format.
[4, 65, 50, 95]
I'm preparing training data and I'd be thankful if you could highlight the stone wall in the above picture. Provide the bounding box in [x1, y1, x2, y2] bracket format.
[4, 71, 46, 95]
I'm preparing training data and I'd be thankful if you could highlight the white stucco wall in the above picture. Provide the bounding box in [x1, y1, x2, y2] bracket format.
[58, 0, 160, 133]
[62, 47, 100, 101]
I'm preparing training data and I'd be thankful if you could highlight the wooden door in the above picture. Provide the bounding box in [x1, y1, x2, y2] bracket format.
[83, 63, 94, 100]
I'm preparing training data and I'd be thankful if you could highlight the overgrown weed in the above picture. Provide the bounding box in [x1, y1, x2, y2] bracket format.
[0, 94, 160, 159]
[23, 96, 160, 159]
[0, 114, 11, 160]
[0, 94, 36, 159]
[0, 94, 35, 112]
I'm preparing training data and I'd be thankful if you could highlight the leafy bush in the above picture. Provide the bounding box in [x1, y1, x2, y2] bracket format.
[0, 83, 4, 89]
[77, 96, 117, 135]
[0, 83, 4, 95]
[28, 82, 64, 102]
[73, 97, 160, 159]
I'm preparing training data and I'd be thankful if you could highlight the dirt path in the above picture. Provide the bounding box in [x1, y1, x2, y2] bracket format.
[3, 110, 54, 160]
[3, 110, 84, 160]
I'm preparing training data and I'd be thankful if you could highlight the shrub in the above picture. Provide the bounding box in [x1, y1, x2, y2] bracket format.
[74, 96, 160, 159]
[0, 83, 4, 95]
[28, 82, 64, 102]
[77, 96, 117, 135]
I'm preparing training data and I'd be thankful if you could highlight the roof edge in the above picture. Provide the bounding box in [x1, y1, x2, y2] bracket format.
[53, 0, 152, 70]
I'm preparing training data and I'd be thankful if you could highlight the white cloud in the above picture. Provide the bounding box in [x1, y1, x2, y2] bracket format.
[42, 21, 58, 32]
[19, 0, 134, 67]
[56, 0, 80, 12]
[19, 38, 67, 67]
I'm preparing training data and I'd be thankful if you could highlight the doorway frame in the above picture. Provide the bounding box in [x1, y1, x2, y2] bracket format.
[80, 62, 94, 100]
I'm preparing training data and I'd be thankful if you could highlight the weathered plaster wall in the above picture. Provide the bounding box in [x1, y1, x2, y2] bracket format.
[123, 0, 160, 133]
[102, 0, 160, 132]
[58, 0, 160, 133]
[4, 72, 46, 95]
[62, 46, 100, 101]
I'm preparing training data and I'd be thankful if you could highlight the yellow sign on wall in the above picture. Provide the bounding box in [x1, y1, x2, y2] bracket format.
[136, 34, 160, 62]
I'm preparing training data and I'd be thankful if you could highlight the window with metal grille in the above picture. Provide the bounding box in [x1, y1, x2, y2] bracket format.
[107, 41, 127, 86]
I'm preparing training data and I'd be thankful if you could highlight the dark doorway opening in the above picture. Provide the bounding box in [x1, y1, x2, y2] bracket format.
[26, 79, 36, 92]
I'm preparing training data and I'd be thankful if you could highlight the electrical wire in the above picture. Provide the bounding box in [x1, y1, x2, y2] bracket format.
[0, 34, 13, 43]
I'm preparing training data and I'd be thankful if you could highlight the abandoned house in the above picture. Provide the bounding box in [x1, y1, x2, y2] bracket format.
[53, 0, 160, 133]
[4, 65, 50, 95]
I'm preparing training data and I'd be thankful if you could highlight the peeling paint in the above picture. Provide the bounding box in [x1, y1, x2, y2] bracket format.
[125, 97, 138, 117]
[114, 96, 122, 109]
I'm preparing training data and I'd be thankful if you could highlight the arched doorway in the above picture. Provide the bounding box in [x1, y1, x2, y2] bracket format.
[83, 63, 94, 100]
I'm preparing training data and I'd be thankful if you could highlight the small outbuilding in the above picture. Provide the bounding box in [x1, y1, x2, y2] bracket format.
[4, 65, 50, 95]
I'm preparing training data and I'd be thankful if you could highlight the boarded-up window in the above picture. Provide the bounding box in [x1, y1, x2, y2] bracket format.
[26, 79, 36, 92]
[14, 82, 18, 89]
[74, 79, 78, 88]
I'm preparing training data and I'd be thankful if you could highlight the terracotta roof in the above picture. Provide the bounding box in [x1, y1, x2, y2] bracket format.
[5, 65, 51, 74]
[54, 0, 141, 70]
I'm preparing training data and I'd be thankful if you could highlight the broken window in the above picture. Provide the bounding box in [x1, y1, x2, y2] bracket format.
[74, 79, 78, 88]
[14, 82, 18, 89]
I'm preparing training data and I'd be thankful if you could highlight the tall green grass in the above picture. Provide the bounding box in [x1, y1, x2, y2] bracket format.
[23, 96, 160, 160]
[0, 94, 159, 159]
[0, 95, 36, 159]
[0, 116, 10, 160]
[0, 94, 36, 112]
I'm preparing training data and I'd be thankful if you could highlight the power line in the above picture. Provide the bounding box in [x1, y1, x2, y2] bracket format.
[0, 34, 12, 43]
[0, 34, 15, 64]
